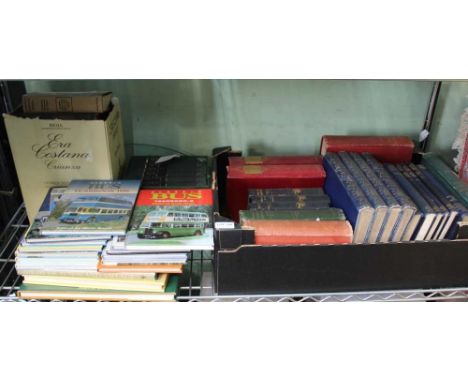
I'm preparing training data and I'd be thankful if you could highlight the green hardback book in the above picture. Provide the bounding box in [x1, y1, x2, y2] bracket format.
[422, 154, 468, 208]
[239, 208, 346, 225]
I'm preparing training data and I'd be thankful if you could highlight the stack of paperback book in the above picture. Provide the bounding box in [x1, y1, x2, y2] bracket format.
[15, 180, 181, 301]
[240, 188, 353, 245]
[323, 152, 468, 244]
[101, 188, 214, 274]
[226, 155, 326, 221]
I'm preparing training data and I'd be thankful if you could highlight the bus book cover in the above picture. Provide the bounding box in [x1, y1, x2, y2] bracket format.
[40, 180, 141, 236]
[125, 188, 214, 251]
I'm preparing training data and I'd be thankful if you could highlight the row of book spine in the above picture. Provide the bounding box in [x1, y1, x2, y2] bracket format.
[324, 152, 468, 244]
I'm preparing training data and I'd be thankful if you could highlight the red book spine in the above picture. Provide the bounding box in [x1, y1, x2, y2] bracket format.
[229, 155, 323, 166]
[320, 135, 414, 163]
[226, 164, 326, 221]
[242, 219, 353, 245]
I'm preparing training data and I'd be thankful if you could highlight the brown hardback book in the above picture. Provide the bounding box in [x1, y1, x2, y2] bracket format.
[22, 91, 113, 113]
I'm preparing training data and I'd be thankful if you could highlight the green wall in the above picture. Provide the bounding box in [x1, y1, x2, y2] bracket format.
[25, 80, 468, 162]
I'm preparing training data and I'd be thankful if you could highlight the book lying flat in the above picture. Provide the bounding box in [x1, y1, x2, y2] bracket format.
[320, 135, 415, 163]
[248, 188, 325, 198]
[229, 156, 323, 166]
[227, 164, 326, 221]
[17, 275, 179, 301]
[338, 152, 388, 244]
[241, 219, 353, 245]
[239, 208, 346, 225]
[97, 262, 183, 274]
[18, 269, 158, 280]
[22, 273, 169, 293]
[348, 153, 402, 243]
[41, 180, 141, 236]
[362, 154, 418, 242]
[323, 153, 374, 243]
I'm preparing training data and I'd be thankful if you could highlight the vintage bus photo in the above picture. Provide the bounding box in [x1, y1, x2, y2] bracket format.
[59, 196, 133, 224]
[137, 210, 210, 239]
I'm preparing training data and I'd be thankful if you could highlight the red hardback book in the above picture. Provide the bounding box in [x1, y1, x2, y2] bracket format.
[226, 164, 325, 221]
[241, 219, 353, 245]
[228, 155, 322, 166]
[320, 135, 415, 163]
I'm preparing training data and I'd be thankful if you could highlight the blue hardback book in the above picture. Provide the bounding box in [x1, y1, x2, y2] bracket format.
[397, 164, 449, 240]
[385, 164, 437, 241]
[338, 152, 388, 243]
[362, 154, 418, 241]
[323, 153, 374, 243]
[349, 153, 402, 243]
[414, 164, 468, 239]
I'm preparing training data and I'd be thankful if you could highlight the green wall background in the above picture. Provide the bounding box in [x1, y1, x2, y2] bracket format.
[25, 80, 468, 164]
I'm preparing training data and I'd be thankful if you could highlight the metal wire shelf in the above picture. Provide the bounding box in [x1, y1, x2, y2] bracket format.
[2, 204, 468, 302]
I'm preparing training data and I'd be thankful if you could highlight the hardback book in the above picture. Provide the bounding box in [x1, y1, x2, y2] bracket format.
[397, 164, 449, 240]
[40, 180, 140, 236]
[17, 275, 179, 302]
[125, 188, 214, 251]
[248, 188, 325, 199]
[323, 153, 374, 243]
[3, 100, 126, 221]
[21, 273, 169, 293]
[22, 92, 113, 114]
[18, 269, 158, 280]
[248, 197, 331, 211]
[227, 164, 325, 221]
[228, 155, 323, 166]
[338, 152, 388, 243]
[348, 153, 402, 242]
[385, 164, 437, 241]
[239, 208, 346, 225]
[422, 153, 468, 207]
[409, 163, 464, 239]
[361, 154, 418, 242]
[97, 261, 183, 274]
[415, 163, 468, 239]
[241, 219, 353, 245]
[320, 135, 415, 163]
[15, 256, 99, 272]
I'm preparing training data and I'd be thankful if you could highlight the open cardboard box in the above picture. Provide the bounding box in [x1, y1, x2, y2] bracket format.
[211, 147, 468, 295]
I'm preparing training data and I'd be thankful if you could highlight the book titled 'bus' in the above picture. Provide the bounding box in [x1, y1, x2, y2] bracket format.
[40, 180, 141, 236]
[125, 189, 214, 251]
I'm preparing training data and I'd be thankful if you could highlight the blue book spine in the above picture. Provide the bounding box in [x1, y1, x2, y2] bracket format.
[323, 153, 374, 242]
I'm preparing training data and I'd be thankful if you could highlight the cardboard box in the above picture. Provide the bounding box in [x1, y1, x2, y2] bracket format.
[22, 91, 112, 113]
[3, 100, 125, 221]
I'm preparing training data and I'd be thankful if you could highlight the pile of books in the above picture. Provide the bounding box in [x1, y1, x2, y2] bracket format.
[226, 155, 326, 221]
[15, 180, 212, 301]
[323, 152, 468, 244]
[240, 188, 352, 245]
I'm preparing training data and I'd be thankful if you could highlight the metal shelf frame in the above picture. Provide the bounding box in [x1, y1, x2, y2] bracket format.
[2, 205, 468, 302]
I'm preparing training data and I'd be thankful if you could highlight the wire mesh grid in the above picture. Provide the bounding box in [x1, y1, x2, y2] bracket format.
[0, 204, 27, 300]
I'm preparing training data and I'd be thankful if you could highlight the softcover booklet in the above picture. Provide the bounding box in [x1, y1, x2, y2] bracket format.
[126, 189, 214, 251]
[41, 180, 141, 236]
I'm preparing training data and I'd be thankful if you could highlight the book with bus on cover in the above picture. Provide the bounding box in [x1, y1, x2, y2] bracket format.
[125, 189, 214, 251]
[40, 180, 141, 236]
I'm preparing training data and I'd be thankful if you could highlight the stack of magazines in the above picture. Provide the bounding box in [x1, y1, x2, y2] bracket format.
[15, 180, 182, 301]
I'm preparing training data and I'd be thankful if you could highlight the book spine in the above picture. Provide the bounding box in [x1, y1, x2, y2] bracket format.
[320, 135, 414, 163]
[243, 219, 353, 245]
[22, 94, 109, 113]
[239, 208, 346, 223]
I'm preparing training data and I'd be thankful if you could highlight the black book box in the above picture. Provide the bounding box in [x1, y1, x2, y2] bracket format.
[211, 147, 468, 295]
